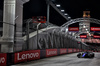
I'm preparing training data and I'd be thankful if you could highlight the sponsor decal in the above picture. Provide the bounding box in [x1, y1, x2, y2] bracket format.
[93, 35, 100, 38]
[68, 48, 73, 53]
[80, 35, 87, 38]
[80, 49, 82, 52]
[77, 49, 80, 52]
[0, 53, 7, 66]
[73, 49, 76, 52]
[91, 27, 100, 31]
[60, 49, 67, 54]
[46, 49, 57, 57]
[68, 27, 79, 31]
[14, 50, 40, 64]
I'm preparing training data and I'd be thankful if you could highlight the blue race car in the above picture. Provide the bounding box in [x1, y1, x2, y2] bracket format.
[77, 51, 94, 58]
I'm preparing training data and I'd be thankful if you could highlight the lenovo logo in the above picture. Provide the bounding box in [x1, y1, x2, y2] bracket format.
[69, 27, 79, 31]
[93, 35, 100, 38]
[0, 57, 5, 63]
[60, 49, 67, 54]
[68, 49, 72, 53]
[46, 49, 57, 57]
[14, 50, 40, 63]
[17, 53, 39, 60]
[47, 51, 57, 55]
[0, 53, 6, 66]
[91, 27, 100, 31]
[80, 35, 87, 38]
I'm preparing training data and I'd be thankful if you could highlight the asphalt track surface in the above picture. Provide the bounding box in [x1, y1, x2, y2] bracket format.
[12, 52, 100, 66]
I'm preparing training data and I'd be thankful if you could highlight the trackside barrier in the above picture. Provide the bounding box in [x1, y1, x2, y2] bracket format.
[84, 50, 87, 52]
[14, 50, 40, 64]
[40, 50, 46, 59]
[68, 48, 73, 53]
[1, 48, 87, 66]
[0, 53, 7, 66]
[80, 49, 82, 52]
[73, 49, 77, 52]
[46, 49, 57, 57]
[60, 49, 67, 55]
[77, 49, 79, 52]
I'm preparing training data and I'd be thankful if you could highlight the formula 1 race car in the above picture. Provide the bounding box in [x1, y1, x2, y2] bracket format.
[77, 51, 94, 58]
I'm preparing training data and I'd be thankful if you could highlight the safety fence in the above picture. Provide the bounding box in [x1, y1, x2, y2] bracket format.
[0, 48, 95, 66]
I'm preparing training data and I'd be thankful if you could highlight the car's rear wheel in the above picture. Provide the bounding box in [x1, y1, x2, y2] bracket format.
[77, 53, 81, 58]
[77, 56, 81, 58]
